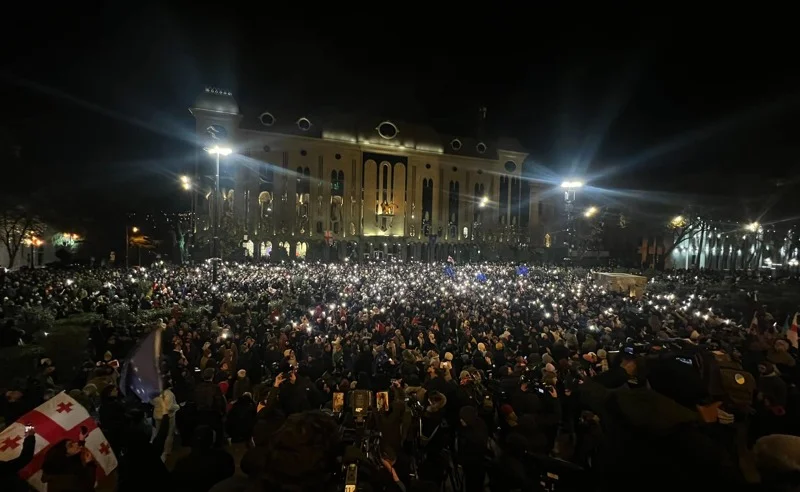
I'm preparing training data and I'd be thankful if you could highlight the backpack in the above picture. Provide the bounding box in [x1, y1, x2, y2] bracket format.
[713, 353, 755, 408]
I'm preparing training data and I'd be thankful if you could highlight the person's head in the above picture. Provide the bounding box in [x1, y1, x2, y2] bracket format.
[5, 389, 23, 402]
[65, 439, 83, 456]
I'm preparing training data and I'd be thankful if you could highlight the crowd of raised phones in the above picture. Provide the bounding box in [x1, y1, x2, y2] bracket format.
[1, 262, 799, 491]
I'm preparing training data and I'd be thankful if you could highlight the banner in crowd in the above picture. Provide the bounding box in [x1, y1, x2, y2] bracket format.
[0, 392, 117, 491]
[120, 326, 162, 403]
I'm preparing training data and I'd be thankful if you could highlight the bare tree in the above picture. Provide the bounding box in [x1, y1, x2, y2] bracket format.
[661, 214, 703, 262]
[0, 204, 46, 268]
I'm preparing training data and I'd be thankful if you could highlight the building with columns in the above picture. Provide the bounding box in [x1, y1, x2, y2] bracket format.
[189, 88, 560, 262]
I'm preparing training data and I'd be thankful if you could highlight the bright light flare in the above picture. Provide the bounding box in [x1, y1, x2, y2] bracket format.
[206, 146, 232, 156]
[561, 180, 583, 189]
[584, 206, 598, 218]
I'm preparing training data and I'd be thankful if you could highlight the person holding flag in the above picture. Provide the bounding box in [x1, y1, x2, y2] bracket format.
[0, 392, 117, 491]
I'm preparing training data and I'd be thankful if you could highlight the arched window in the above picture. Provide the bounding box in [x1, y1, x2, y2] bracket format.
[499, 176, 510, 224]
[422, 178, 434, 236]
[448, 180, 460, 237]
[380, 163, 390, 203]
[473, 183, 485, 224]
[331, 170, 344, 197]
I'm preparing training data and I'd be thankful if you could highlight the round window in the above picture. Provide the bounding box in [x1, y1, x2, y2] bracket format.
[335, 153, 342, 160]
[297, 117, 312, 131]
[476, 142, 487, 154]
[377, 121, 398, 139]
[263, 145, 271, 153]
[450, 139, 462, 151]
[504, 161, 516, 172]
[425, 163, 431, 169]
[259, 112, 275, 126]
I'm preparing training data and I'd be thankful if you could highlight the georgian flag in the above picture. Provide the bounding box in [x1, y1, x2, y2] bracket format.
[0, 392, 117, 491]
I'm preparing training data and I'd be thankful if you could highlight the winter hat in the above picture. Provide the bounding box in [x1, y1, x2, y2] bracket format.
[237, 369, 247, 378]
[103, 351, 113, 361]
[544, 363, 556, 374]
[444, 352, 453, 361]
[499, 404, 515, 417]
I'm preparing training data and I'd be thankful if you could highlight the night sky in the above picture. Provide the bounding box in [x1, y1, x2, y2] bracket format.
[3, 7, 799, 233]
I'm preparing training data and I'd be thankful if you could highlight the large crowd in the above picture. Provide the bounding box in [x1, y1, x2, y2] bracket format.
[1, 261, 799, 491]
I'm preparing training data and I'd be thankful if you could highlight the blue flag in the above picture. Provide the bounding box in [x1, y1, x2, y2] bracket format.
[516, 266, 529, 276]
[443, 265, 455, 278]
[476, 272, 487, 282]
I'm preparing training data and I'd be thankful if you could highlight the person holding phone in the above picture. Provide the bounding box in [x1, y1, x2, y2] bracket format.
[0, 424, 35, 482]
[41, 430, 97, 492]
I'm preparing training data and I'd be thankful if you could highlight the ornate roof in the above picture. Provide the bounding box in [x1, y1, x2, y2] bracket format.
[190, 87, 240, 115]
[238, 105, 526, 159]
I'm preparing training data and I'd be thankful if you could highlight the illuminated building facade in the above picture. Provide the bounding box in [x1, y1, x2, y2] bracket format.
[189, 88, 559, 262]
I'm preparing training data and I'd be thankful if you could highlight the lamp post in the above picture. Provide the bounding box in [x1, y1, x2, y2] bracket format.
[126, 226, 139, 269]
[560, 180, 583, 251]
[205, 146, 232, 283]
[180, 175, 195, 259]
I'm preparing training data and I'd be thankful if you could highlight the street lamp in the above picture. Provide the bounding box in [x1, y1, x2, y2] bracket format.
[205, 146, 232, 283]
[180, 176, 196, 259]
[560, 180, 583, 189]
[126, 226, 139, 269]
[560, 179, 584, 251]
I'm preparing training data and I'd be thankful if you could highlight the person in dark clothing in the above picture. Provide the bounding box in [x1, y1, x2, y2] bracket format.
[117, 422, 171, 492]
[0, 426, 36, 491]
[578, 374, 744, 490]
[98, 385, 126, 453]
[226, 393, 257, 443]
[193, 368, 226, 446]
[41, 438, 97, 492]
[1, 385, 35, 428]
[172, 425, 235, 492]
[423, 365, 448, 396]
[458, 405, 489, 492]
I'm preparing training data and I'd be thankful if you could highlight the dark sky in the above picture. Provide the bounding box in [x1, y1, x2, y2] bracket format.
[3, 6, 799, 227]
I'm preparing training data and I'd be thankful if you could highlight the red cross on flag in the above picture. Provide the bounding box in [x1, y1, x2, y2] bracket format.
[0, 392, 117, 491]
[324, 230, 334, 246]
